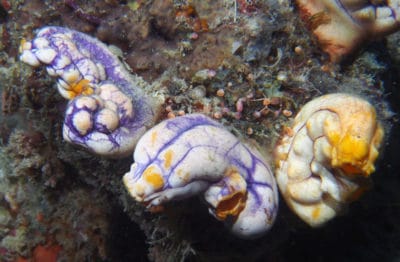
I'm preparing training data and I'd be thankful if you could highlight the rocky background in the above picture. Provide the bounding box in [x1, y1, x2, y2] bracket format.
[0, 0, 399, 261]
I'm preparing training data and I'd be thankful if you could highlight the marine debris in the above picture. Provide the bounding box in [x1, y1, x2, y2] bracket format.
[296, 0, 400, 62]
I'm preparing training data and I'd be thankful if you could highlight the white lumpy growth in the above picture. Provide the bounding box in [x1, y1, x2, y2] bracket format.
[34, 48, 57, 64]
[20, 29, 106, 100]
[275, 93, 384, 227]
[98, 84, 134, 118]
[123, 114, 278, 238]
[20, 26, 158, 157]
[19, 40, 40, 66]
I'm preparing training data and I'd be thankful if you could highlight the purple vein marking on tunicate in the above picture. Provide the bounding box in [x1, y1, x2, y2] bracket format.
[141, 118, 221, 166]
[105, 132, 120, 147]
[33, 27, 153, 147]
[47, 39, 75, 70]
[65, 99, 119, 147]
[225, 142, 272, 189]
[107, 88, 132, 122]
[47, 36, 94, 84]
[247, 184, 271, 208]
[45, 29, 111, 88]
[335, 0, 359, 25]
[130, 152, 154, 181]
[95, 119, 114, 134]
[50, 54, 68, 71]
[119, 114, 133, 128]
[230, 144, 273, 207]
[389, 6, 396, 20]
[58, 27, 155, 129]
[134, 116, 223, 179]
[119, 106, 130, 122]
[224, 140, 241, 157]
[224, 141, 248, 170]
[228, 147, 277, 214]
[220, 186, 231, 196]
[74, 58, 98, 80]
[70, 30, 130, 87]
[64, 104, 93, 137]
[162, 144, 220, 189]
